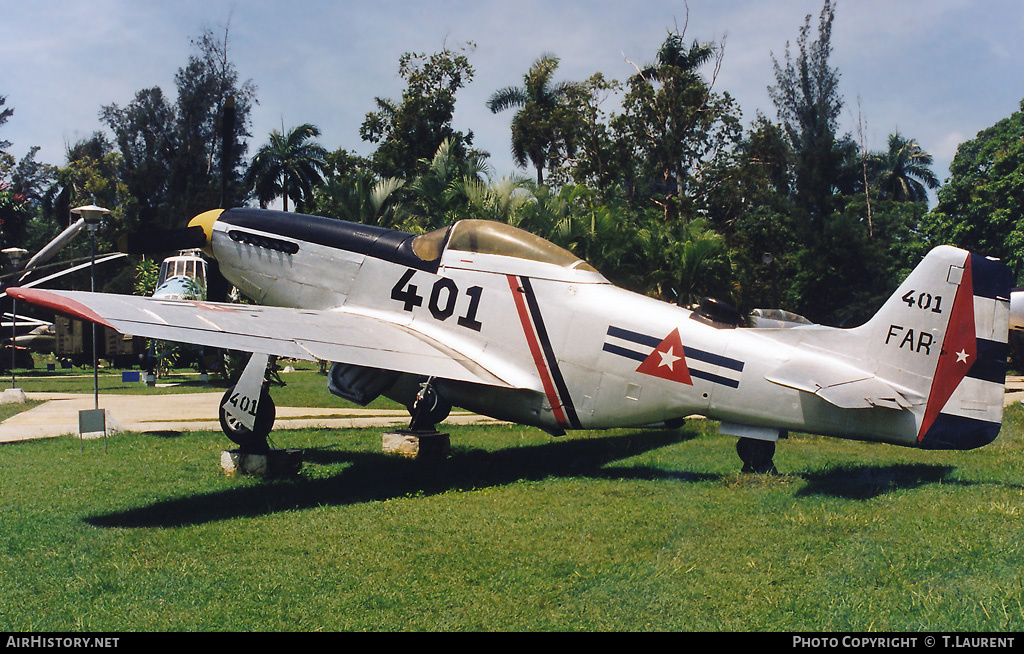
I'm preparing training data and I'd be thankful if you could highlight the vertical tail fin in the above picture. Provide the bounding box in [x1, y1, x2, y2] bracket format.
[864, 246, 1011, 449]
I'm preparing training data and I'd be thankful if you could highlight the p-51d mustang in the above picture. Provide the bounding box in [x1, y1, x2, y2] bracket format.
[9, 208, 1014, 472]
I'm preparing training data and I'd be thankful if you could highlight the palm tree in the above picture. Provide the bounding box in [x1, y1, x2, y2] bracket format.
[405, 138, 490, 230]
[245, 123, 329, 212]
[320, 169, 406, 229]
[872, 132, 940, 202]
[486, 54, 580, 185]
[640, 31, 714, 83]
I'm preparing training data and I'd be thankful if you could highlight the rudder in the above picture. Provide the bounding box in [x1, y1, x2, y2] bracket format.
[918, 252, 1011, 449]
[864, 246, 1011, 449]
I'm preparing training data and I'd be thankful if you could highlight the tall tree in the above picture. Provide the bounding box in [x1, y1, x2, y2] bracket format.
[171, 24, 257, 216]
[871, 132, 939, 202]
[768, 0, 854, 233]
[245, 123, 328, 212]
[101, 86, 177, 232]
[486, 54, 581, 185]
[361, 46, 477, 179]
[613, 27, 740, 221]
[98, 24, 256, 230]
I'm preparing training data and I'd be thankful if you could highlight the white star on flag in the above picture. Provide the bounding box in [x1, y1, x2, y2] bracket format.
[658, 346, 681, 370]
[956, 349, 970, 364]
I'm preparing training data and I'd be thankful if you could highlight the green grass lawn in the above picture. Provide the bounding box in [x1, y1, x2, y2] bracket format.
[1, 396, 1022, 632]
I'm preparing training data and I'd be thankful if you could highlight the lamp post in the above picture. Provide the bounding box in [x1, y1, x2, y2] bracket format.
[3, 247, 28, 388]
[71, 204, 110, 410]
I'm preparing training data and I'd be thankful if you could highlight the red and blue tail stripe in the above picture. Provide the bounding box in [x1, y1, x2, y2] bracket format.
[918, 253, 1010, 450]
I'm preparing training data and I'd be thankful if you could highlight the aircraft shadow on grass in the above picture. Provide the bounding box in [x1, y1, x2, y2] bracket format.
[85, 428, 713, 529]
[794, 463, 972, 500]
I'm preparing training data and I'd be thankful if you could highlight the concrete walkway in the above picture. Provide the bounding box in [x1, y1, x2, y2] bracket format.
[3, 377, 1023, 445]
[0, 391, 503, 444]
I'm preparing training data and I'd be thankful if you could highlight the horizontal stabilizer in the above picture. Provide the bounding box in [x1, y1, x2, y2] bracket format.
[765, 359, 913, 410]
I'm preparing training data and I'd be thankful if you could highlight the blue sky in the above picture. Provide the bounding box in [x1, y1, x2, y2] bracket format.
[2, 0, 1022, 193]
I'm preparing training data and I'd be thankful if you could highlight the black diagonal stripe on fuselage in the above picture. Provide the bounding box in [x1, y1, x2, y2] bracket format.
[519, 276, 580, 429]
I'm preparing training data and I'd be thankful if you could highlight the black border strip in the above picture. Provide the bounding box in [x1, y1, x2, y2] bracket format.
[690, 369, 741, 389]
[520, 276, 581, 429]
[607, 325, 661, 348]
[967, 338, 1008, 384]
[602, 343, 647, 362]
[683, 345, 745, 372]
[970, 252, 1011, 300]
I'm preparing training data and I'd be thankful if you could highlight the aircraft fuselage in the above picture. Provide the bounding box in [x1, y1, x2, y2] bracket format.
[207, 209, 941, 448]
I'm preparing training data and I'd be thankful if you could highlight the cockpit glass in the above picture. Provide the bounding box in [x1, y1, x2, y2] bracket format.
[412, 219, 597, 271]
[411, 226, 450, 262]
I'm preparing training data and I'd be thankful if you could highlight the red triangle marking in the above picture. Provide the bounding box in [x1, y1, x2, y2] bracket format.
[636, 328, 693, 385]
[918, 255, 976, 440]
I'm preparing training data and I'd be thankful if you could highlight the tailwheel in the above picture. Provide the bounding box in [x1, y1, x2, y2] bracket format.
[219, 384, 276, 454]
[736, 437, 778, 474]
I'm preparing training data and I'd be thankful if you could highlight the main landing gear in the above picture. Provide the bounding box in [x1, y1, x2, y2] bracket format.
[219, 352, 277, 454]
[219, 384, 276, 453]
[407, 377, 451, 433]
[736, 437, 778, 475]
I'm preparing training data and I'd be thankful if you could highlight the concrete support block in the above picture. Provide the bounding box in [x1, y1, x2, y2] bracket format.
[221, 448, 303, 477]
[382, 431, 450, 459]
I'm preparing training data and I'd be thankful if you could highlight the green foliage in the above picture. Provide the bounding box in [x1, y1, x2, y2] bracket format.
[316, 168, 407, 228]
[402, 137, 490, 230]
[361, 46, 477, 180]
[613, 31, 741, 222]
[171, 26, 257, 214]
[769, 0, 860, 232]
[922, 99, 1024, 279]
[133, 258, 159, 296]
[487, 54, 583, 184]
[0, 95, 12, 153]
[870, 132, 940, 203]
[245, 123, 329, 212]
[0, 185, 33, 250]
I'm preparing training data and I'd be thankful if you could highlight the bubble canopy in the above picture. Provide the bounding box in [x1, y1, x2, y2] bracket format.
[413, 219, 598, 272]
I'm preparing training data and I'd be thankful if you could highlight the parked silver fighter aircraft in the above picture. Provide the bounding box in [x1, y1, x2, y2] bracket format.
[9, 208, 1014, 472]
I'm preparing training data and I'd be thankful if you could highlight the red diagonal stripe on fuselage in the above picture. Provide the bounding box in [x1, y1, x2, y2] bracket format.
[506, 274, 569, 429]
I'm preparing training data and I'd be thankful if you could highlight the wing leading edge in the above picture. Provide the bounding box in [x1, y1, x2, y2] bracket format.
[9, 287, 525, 390]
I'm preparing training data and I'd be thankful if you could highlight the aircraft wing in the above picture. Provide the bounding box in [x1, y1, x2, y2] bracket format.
[9, 287, 523, 389]
[764, 358, 915, 410]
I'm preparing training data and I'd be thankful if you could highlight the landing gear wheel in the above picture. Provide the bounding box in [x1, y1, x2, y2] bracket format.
[736, 437, 778, 474]
[219, 385, 276, 454]
[408, 378, 451, 432]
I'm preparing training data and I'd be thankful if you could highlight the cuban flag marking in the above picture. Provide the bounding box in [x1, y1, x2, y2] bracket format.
[917, 252, 1010, 449]
[603, 326, 744, 389]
